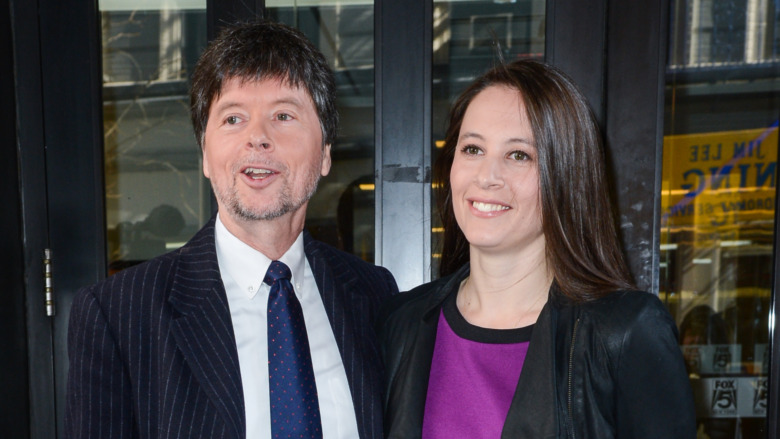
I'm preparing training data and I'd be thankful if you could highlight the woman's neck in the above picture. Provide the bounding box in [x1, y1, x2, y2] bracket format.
[457, 245, 552, 329]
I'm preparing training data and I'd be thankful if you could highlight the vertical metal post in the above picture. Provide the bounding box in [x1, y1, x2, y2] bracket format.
[768, 130, 780, 437]
[375, 0, 433, 290]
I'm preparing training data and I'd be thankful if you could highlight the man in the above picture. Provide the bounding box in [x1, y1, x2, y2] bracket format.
[65, 20, 398, 439]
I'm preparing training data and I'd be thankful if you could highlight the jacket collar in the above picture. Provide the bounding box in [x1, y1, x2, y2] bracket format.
[501, 301, 557, 438]
[303, 232, 384, 439]
[167, 222, 385, 439]
[391, 263, 558, 438]
[421, 264, 471, 320]
[167, 216, 246, 439]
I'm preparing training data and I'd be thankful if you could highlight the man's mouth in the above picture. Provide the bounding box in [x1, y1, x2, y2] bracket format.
[243, 167, 274, 180]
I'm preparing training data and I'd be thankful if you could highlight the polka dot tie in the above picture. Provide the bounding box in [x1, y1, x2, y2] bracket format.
[265, 261, 323, 439]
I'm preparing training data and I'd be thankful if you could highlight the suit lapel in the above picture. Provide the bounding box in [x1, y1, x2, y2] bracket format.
[303, 234, 382, 439]
[167, 219, 245, 439]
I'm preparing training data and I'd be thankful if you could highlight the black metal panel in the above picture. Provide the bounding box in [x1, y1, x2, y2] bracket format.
[375, 0, 433, 290]
[604, 0, 668, 293]
[769, 93, 780, 439]
[208, 0, 265, 38]
[36, 0, 106, 435]
[546, 0, 667, 293]
[544, 0, 607, 124]
[9, 0, 57, 436]
[1, 0, 31, 436]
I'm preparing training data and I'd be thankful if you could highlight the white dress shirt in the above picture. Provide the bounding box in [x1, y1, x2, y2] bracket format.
[215, 214, 360, 439]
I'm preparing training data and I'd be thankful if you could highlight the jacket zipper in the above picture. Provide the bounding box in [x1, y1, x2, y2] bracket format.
[567, 317, 580, 439]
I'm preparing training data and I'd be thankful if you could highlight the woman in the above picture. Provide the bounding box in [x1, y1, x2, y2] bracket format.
[378, 60, 695, 438]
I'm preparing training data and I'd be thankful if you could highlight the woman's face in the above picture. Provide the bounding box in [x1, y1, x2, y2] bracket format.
[450, 85, 544, 257]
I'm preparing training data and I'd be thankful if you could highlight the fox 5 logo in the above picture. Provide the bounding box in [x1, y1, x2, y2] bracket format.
[712, 346, 732, 372]
[711, 380, 737, 413]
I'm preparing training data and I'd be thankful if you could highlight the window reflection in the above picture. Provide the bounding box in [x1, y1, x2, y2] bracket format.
[662, 0, 779, 436]
[431, 0, 546, 277]
[100, 1, 208, 274]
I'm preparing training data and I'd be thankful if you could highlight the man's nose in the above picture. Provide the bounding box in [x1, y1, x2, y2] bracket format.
[247, 119, 272, 150]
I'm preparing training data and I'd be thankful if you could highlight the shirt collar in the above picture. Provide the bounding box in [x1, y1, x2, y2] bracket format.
[215, 213, 307, 299]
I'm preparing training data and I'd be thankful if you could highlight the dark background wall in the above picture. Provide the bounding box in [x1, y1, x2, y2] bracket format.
[0, 0, 31, 436]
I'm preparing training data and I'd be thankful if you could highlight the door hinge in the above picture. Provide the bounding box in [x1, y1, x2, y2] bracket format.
[43, 249, 55, 317]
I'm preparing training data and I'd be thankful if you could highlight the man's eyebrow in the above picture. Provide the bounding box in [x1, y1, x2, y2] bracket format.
[212, 101, 243, 114]
[272, 97, 306, 108]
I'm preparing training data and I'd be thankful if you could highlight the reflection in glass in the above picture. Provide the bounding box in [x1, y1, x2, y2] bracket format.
[269, 1, 377, 262]
[100, 1, 209, 274]
[661, 0, 779, 436]
[430, 0, 546, 276]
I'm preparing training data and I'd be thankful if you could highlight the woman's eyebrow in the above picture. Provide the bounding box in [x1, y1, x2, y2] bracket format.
[459, 131, 534, 146]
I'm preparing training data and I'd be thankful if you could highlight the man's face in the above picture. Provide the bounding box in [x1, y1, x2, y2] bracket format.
[202, 77, 331, 225]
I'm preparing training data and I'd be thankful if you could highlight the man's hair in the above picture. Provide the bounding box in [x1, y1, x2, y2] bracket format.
[189, 20, 338, 148]
[435, 59, 635, 302]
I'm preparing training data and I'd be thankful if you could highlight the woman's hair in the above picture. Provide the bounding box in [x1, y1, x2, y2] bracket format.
[435, 59, 634, 301]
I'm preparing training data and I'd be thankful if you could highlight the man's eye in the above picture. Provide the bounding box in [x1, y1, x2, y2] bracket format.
[226, 116, 240, 124]
[277, 113, 292, 121]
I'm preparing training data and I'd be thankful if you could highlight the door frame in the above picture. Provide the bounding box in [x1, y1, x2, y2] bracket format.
[12, 0, 780, 437]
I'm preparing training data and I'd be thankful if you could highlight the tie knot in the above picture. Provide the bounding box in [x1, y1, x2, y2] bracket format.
[264, 260, 292, 285]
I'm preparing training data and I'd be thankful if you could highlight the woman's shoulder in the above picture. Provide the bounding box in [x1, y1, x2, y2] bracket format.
[379, 266, 468, 329]
[573, 289, 676, 334]
[379, 275, 451, 324]
[586, 289, 665, 311]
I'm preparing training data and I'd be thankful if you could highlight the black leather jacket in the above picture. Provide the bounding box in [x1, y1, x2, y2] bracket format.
[378, 265, 696, 438]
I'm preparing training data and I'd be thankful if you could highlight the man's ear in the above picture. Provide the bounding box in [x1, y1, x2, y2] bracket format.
[321, 143, 332, 176]
[202, 143, 210, 179]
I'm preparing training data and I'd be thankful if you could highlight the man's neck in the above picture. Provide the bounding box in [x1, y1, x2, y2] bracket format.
[218, 209, 306, 260]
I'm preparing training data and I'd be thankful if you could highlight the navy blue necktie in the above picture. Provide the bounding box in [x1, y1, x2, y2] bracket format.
[265, 261, 323, 438]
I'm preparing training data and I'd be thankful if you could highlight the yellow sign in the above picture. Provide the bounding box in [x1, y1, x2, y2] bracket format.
[661, 125, 778, 229]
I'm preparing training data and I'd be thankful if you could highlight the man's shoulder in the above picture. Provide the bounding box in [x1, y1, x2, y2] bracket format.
[79, 248, 182, 300]
[304, 236, 399, 296]
[77, 219, 218, 304]
[305, 236, 391, 275]
[93, 219, 215, 284]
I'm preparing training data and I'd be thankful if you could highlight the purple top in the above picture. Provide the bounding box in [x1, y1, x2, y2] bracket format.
[422, 293, 533, 439]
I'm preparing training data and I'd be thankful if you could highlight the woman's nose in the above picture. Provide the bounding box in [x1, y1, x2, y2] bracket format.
[476, 157, 504, 189]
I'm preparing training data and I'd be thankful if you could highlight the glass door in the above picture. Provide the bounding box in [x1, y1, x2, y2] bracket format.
[100, 0, 209, 273]
[101, 0, 380, 268]
[660, 0, 780, 436]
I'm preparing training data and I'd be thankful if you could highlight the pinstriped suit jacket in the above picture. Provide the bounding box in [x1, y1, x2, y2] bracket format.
[65, 218, 398, 439]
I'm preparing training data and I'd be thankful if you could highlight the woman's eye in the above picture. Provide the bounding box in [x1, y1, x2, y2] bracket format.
[276, 113, 292, 121]
[509, 150, 530, 161]
[462, 145, 481, 155]
[226, 115, 241, 125]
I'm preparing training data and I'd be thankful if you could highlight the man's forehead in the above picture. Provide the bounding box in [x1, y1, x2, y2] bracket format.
[225, 75, 306, 94]
[211, 75, 314, 107]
